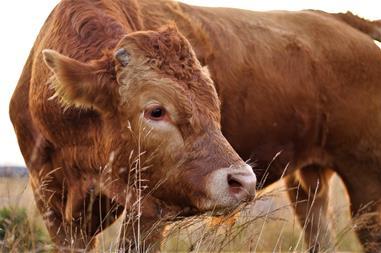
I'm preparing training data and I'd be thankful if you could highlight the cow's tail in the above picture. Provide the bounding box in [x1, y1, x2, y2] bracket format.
[329, 11, 381, 42]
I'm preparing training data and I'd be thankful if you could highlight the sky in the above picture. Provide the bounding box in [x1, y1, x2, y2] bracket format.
[0, 1, 380, 167]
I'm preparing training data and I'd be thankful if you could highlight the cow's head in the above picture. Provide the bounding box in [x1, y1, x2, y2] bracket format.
[42, 25, 256, 213]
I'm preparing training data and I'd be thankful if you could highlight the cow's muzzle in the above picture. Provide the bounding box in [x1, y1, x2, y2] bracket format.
[204, 164, 256, 210]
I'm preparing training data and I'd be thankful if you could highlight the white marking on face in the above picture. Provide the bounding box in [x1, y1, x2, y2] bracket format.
[201, 163, 256, 210]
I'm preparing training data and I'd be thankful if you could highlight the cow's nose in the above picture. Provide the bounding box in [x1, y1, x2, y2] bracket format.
[205, 163, 257, 210]
[227, 165, 256, 200]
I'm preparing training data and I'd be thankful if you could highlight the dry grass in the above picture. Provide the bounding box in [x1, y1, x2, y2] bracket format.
[160, 176, 362, 253]
[0, 174, 362, 252]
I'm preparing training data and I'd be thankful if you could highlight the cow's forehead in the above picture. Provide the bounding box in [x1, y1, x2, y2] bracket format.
[119, 65, 214, 109]
[120, 26, 203, 82]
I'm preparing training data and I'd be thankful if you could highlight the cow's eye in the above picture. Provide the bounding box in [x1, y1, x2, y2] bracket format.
[145, 106, 166, 121]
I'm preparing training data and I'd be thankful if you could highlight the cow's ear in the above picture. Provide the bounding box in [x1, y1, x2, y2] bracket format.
[42, 49, 117, 112]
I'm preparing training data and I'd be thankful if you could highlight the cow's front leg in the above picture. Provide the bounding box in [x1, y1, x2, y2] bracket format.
[30, 168, 97, 252]
[284, 165, 334, 253]
[31, 166, 124, 252]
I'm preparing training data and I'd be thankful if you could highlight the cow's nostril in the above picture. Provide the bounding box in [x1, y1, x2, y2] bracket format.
[227, 174, 243, 193]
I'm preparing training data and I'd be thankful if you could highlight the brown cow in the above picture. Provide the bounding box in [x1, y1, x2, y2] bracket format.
[9, 0, 381, 252]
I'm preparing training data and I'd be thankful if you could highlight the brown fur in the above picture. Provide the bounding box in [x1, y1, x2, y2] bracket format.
[9, 0, 381, 252]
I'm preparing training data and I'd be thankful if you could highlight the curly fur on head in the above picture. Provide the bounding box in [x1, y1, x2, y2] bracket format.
[122, 24, 202, 82]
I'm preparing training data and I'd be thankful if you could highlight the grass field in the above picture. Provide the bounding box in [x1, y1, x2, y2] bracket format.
[0, 175, 361, 252]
